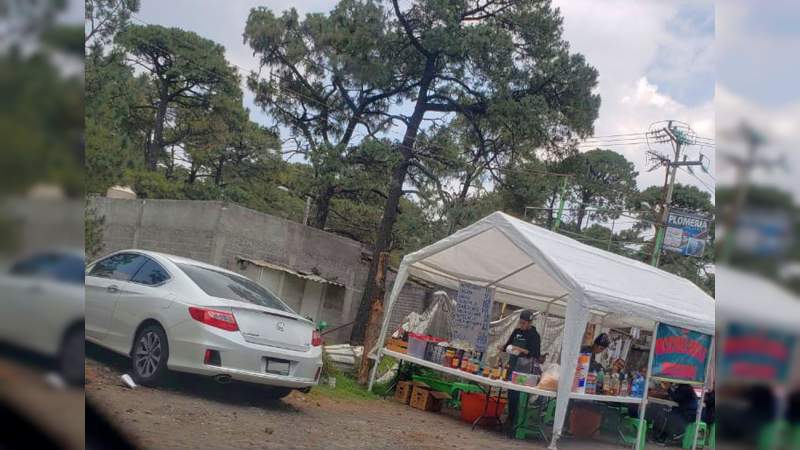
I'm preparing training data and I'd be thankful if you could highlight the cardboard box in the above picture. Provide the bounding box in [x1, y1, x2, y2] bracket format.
[385, 338, 408, 354]
[395, 381, 428, 404]
[410, 385, 451, 412]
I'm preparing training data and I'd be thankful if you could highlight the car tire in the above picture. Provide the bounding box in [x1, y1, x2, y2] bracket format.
[59, 326, 85, 386]
[131, 324, 169, 386]
[264, 387, 293, 400]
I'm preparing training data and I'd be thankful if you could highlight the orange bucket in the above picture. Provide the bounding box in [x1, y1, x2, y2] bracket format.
[460, 392, 507, 424]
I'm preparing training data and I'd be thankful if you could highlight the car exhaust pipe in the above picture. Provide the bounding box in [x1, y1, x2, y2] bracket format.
[214, 374, 232, 384]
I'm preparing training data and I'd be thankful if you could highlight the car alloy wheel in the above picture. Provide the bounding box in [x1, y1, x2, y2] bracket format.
[134, 330, 162, 379]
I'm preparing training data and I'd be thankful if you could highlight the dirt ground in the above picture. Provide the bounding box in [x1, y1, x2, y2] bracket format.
[0, 348, 85, 450]
[86, 344, 628, 450]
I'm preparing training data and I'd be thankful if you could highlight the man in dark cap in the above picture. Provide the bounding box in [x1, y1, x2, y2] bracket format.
[500, 310, 541, 435]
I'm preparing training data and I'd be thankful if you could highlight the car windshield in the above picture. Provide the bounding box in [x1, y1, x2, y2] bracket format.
[177, 263, 293, 313]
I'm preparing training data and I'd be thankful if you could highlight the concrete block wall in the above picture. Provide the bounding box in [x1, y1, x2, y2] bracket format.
[89, 197, 444, 345]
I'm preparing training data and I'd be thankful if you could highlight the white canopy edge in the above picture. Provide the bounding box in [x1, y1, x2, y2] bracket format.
[398, 211, 714, 334]
[716, 265, 800, 334]
[369, 211, 715, 449]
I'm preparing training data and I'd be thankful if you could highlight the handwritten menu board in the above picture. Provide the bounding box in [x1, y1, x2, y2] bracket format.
[453, 282, 494, 352]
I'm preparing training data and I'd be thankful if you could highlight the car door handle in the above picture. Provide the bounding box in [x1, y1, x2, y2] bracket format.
[107, 285, 119, 293]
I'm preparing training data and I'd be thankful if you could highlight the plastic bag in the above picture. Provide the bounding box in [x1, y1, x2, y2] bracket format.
[538, 363, 560, 391]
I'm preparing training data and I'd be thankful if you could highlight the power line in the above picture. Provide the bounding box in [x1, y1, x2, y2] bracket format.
[581, 132, 649, 139]
[678, 166, 714, 193]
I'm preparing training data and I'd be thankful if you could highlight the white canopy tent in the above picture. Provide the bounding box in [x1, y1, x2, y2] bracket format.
[368, 212, 715, 448]
[716, 265, 800, 334]
[716, 265, 800, 388]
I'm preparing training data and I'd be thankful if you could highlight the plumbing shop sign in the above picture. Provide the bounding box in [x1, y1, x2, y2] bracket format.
[663, 211, 709, 257]
[652, 324, 712, 384]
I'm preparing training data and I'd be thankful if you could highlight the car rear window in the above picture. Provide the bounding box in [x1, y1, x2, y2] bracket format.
[177, 263, 292, 313]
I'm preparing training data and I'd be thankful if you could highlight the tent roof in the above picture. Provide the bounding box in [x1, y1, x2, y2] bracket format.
[717, 265, 800, 333]
[400, 211, 715, 334]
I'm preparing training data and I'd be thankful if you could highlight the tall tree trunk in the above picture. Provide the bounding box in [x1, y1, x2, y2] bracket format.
[546, 188, 558, 228]
[312, 185, 335, 229]
[214, 155, 225, 186]
[350, 58, 436, 346]
[447, 172, 474, 235]
[575, 192, 591, 231]
[575, 205, 586, 231]
[357, 252, 388, 385]
[147, 82, 169, 171]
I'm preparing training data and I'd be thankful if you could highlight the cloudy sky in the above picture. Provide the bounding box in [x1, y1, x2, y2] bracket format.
[133, 0, 717, 200]
[716, 0, 800, 201]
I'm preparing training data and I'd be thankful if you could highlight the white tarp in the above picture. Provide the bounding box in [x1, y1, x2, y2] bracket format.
[716, 265, 800, 333]
[369, 211, 715, 448]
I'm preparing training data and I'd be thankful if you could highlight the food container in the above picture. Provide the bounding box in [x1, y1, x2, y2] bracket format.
[407, 333, 429, 359]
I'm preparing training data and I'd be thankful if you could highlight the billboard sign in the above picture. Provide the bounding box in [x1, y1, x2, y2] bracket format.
[663, 210, 710, 257]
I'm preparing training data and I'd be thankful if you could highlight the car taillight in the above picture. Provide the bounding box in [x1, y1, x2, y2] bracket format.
[189, 307, 239, 332]
[312, 330, 322, 347]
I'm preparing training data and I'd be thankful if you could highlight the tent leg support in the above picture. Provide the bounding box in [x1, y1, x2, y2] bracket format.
[367, 350, 382, 392]
[548, 431, 560, 450]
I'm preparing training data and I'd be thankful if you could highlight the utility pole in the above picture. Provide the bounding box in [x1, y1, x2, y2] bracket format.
[552, 175, 570, 231]
[649, 121, 704, 267]
[718, 122, 778, 263]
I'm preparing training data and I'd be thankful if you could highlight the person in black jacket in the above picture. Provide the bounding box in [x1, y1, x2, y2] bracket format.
[500, 311, 541, 436]
[643, 383, 699, 443]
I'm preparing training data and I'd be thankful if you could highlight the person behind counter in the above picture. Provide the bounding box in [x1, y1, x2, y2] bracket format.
[580, 333, 611, 373]
[498, 310, 541, 436]
[629, 382, 698, 443]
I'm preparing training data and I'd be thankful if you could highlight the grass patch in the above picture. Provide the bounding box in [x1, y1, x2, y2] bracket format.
[311, 373, 383, 401]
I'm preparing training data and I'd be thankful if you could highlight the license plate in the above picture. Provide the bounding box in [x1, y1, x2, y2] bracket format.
[265, 359, 290, 376]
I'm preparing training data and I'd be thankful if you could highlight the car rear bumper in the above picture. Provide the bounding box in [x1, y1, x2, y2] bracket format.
[166, 319, 322, 388]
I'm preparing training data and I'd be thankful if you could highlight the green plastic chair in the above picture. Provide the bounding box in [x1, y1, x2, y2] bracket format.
[682, 422, 708, 449]
[410, 374, 483, 408]
[757, 420, 787, 450]
[708, 422, 715, 449]
[788, 424, 800, 450]
[514, 393, 556, 441]
[619, 416, 651, 449]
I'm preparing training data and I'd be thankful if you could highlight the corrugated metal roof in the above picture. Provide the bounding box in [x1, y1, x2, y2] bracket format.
[237, 257, 345, 287]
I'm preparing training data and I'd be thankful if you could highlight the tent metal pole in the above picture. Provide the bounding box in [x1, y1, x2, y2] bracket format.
[637, 322, 659, 450]
[367, 266, 409, 392]
[691, 335, 715, 450]
[485, 262, 536, 287]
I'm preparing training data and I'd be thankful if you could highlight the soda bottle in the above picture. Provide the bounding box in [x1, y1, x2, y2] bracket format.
[596, 369, 604, 394]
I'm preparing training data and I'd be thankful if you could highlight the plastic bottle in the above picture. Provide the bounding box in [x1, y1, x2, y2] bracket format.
[611, 371, 620, 396]
[585, 371, 597, 395]
[619, 373, 629, 397]
[596, 369, 604, 394]
[603, 370, 612, 395]
[631, 373, 645, 398]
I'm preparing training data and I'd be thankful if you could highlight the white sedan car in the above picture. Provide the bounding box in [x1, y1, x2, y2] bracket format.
[85, 250, 323, 398]
[0, 249, 85, 385]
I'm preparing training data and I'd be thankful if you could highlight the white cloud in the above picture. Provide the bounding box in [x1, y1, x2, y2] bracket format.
[716, 85, 800, 200]
[553, 0, 715, 195]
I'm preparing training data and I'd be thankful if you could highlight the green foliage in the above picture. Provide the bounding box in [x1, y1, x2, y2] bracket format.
[0, 48, 83, 197]
[562, 149, 639, 231]
[85, 0, 140, 46]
